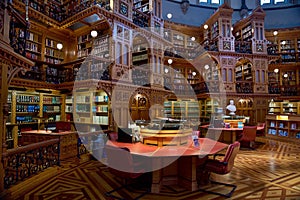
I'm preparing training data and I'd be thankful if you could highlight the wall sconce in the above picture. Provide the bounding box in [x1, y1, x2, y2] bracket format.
[283, 73, 288, 78]
[168, 58, 173, 65]
[57, 43, 63, 50]
[91, 30, 98, 38]
[274, 68, 279, 73]
[167, 13, 173, 20]
[180, 0, 190, 15]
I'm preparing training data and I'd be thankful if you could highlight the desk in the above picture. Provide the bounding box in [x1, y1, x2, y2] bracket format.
[106, 138, 227, 193]
[21, 130, 78, 160]
[200, 125, 264, 143]
[140, 128, 192, 147]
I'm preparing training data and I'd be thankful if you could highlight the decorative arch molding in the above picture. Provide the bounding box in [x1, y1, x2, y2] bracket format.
[132, 33, 151, 47]
[0, 47, 34, 86]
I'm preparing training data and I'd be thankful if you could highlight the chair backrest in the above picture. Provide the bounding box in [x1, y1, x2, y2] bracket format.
[257, 122, 265, 128]
[105, 145, 137, 177]
[108, 132, 118, 141]
[241, 126, 257, 142]
[221, 141, 240, 173]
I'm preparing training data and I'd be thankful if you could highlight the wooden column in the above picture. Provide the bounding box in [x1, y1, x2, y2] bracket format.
[0, 60, 8, 193]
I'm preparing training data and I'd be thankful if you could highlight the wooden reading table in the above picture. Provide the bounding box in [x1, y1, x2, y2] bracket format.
[106, 138, 228, 193]
[199, 125, 264, 143]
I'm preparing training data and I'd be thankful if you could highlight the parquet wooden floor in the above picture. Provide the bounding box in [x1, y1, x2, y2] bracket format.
[7, 137, 300, 200]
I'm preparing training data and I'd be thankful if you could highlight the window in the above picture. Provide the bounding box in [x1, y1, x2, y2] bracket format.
[222, 68, 227, 81]
[261, 0, 286, 5]
[124, 45, 128, 65]
[261, 0, 270, 5]
[262, 70, 265, 82]
[211, 0, 219, 4]
[228, 69, 232, 82]
[158, 57, 161, 73]
[256, 70, 260, 83]
[153, 56, 156, 73]
[116, 42, 122, 64]
[199, 0, 222, 4]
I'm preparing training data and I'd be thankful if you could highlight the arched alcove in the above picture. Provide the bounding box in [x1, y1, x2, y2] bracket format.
[129, 93, 150, 121]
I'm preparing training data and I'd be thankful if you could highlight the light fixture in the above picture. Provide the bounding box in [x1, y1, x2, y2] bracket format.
[204, 24, 208, 30]
[180, 0, 190, 15]
[204, 64, 210, 70]
[273, 30, 278, 36]
[167, 13, 173, 19]
[164, 68, 169, 73]
[192, 71, 196, 76]
[231, 27, 233, 31]
[56, 43, 63, 50]
[283, 73, 288, 78]
[281, 41, 286, 45]
[191, 36, 195, 41]
[168, 58, 173, 65]
[91, 30, 98, 38]
[274, 68, 279, 73]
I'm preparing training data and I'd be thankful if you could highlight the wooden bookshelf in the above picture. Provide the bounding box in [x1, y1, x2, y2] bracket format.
[44, 37, 64, 64]
[73, 89, 110, 132]
[266, 114, 300, 141]
[199, 98, 220, 124]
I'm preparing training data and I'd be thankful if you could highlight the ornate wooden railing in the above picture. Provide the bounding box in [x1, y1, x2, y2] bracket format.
[2, 139, 60, 189]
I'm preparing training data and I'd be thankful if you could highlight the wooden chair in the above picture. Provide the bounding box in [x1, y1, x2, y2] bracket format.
[197, 141, 240, 198]
[105, 145, 149, 199]
[239, 126, 257, 149]
[256, 123, 266, 137]
[108, 132, 118, 141]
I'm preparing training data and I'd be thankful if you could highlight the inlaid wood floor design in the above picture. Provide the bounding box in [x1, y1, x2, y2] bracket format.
[12, 138, 300, 200]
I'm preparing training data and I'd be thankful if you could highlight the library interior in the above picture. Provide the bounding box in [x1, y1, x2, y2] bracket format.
[0, 0, 300, 199]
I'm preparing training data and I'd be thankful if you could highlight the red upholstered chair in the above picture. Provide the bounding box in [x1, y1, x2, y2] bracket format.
[197, 141, 240, 198]
[256, 123, 266, 137]
[239, 126, 257, 149]
[105, 145, 149, 199]
[108, 132, 118, 141]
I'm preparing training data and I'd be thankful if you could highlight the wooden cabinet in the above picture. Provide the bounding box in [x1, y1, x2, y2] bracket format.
[266, 114, 300, 141]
